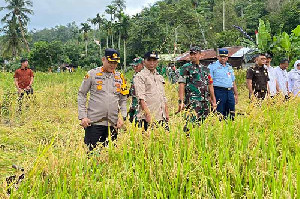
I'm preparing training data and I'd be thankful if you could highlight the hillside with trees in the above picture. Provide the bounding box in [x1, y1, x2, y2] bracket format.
[0, 0, 299, 71]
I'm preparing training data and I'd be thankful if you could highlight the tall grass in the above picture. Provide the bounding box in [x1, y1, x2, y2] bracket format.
[0, 69, 299, 198]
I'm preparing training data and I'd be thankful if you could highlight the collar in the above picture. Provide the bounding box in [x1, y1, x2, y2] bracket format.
[144, 67, 157, 75]
[216, 60, 228, 67]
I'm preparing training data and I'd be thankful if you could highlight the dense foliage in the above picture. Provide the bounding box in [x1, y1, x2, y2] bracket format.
[0, 0, 299, 71]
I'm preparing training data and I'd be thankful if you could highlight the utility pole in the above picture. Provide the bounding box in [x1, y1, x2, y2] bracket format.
[223, 0, 225, 31]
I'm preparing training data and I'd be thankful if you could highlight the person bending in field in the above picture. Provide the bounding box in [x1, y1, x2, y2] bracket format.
[14, 58, 34, 111]
[78, 48, 129, 151]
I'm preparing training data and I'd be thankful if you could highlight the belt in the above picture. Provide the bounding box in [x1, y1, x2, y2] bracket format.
[214, 86, 233, 91]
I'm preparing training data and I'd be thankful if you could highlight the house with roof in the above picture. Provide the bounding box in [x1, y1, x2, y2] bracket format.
[175, 46, 255, 69]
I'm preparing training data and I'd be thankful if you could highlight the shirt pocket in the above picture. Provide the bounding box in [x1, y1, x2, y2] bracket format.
[94, 77, 106, 92]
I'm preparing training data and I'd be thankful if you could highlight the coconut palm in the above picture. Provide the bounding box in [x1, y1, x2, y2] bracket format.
[0, 0, 34, 53]
[80, 22, 91, 56]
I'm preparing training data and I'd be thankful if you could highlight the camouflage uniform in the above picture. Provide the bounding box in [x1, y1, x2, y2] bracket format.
[128, 74, 139, 122]
[178, 62, 213, 122]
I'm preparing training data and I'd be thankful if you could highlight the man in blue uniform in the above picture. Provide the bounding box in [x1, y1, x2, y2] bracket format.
[208, 48, 238, 119]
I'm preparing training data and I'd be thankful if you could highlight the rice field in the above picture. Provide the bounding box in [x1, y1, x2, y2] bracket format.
[0, 69, 299, 198]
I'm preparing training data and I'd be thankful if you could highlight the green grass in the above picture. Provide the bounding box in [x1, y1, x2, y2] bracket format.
[0, 69, 299, 198]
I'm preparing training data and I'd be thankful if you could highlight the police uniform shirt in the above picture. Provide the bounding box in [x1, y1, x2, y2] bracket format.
[265, 65, 277, 96]
[134, 67, 167, 121]
[246, 64, 270, 92]
[78, 67, 128, 126]
[274, 66, 288, 95]
[208, 60, 235, 88]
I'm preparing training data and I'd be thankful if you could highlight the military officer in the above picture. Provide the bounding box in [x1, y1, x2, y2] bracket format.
[78, 48, 129, 151]
[128, 57, 144, 123]
[246, 53, 270, 99]
[134, 51, 169, 131]
[177, 46, 217, 126]
[208, 48, 238, 119]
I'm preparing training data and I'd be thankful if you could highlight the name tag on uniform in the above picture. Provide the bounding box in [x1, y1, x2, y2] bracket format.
[227, 72, 231, 77]
[256, 71, 259, 73]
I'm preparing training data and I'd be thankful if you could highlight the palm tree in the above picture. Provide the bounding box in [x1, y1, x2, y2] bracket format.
[119, 14, 130, 71]
[105, 4, 117, 48]
[112, 0, 126, 50]
[91, 13, 105, 56]
[1, 17, 23, 57]
[80, 22, 91, 56]
[0, 0, 34, 53]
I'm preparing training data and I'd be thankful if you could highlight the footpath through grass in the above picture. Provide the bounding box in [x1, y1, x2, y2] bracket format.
[0, 69, 299, 198]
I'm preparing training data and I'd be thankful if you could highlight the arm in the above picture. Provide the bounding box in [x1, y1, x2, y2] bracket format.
[140, 99, 151, 123]
[246, 79, 253, 98]
[117, 94, 127, 128]
[177, 83, 185, 112]
[233, 81, 238, 104]
[14, 78, 22, 93]
[208, 84, 217, 109]
[26, 76, 34, 90]
[164, 103, 169, 121]
[78, 73, 92, 128]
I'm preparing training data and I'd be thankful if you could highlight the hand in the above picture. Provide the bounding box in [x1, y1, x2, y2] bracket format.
[17, 88, 23, 94]
[165, 114, 169, 122]
[145, 113, 151, 123]
[26, 86, 31, 90]
[212, 103, 217, 111]
[177, 103, 185, 113]
[80, 118, 91, 128]
[234, 95, 238, 105]
[116, 117, 124, 129]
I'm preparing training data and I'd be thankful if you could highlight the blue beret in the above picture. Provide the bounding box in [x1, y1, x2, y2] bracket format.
[219, 48, 228, 56]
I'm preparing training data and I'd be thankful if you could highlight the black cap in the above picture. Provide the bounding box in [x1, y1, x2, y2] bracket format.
[105, 48, 120, 63]
[265, 52, 272, 58]
[190, 46, 201, 53]
[144, 51, 159, 60]
[20, 58, 28, 63]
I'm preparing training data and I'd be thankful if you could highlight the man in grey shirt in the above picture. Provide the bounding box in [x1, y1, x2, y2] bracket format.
[78, 48, 129, 151]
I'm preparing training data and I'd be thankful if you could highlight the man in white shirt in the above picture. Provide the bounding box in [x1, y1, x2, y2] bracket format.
[264, 53, 279, 97]
[274, 58, 289, 98]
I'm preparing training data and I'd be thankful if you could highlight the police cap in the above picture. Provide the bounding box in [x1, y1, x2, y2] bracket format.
[105, 48, 120, 63]
[219, 48, 229, 57]
[144, 51, 159, 60]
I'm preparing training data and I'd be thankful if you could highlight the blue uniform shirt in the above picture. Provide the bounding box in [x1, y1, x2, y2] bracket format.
[208, 60, 235, 88]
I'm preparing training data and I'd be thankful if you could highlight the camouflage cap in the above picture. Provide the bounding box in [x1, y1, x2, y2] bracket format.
[190, 46, 201, 53]
[132, 57, 143, 65]
[105, 48, 120, 63]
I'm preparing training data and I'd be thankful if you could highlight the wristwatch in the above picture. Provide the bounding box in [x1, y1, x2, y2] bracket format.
[178, 99, 183, 104]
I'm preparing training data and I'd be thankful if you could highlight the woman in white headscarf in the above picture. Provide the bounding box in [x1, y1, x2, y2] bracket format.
[288, 60, 300, 96]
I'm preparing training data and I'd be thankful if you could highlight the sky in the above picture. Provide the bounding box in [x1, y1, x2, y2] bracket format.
[0, 0, 158, 30]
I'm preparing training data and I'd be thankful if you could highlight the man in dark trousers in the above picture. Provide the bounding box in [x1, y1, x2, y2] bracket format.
[246, 53, 270, 99]
[14, 58, 34, 111]
[78, 48, 129, 151]
[208, 48, 239, 119]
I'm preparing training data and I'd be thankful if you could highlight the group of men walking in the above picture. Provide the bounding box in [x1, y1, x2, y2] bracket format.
[78, 47, 241, 151]
[12, 47, 300, 151]
[246, 53, 299, 100]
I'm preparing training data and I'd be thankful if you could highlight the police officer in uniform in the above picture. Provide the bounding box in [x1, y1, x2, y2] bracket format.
[246, 53, 270, 99]
[134, 51, 169, 131]
[209, 48, 238, 119]
[177, 46, 217, 126]
[128, 57, 144, 123]
[78, 48, 129, 151]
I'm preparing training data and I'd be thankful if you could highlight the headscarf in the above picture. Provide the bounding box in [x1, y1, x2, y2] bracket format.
[294, 60, 300, 70]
